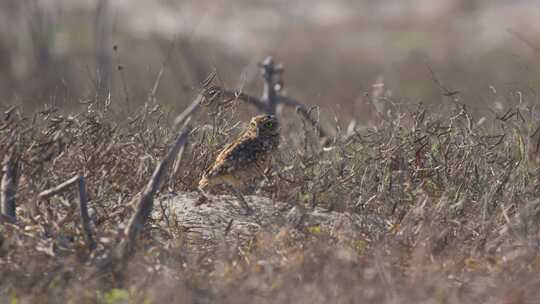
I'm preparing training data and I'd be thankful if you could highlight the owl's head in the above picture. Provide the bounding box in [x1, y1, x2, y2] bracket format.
[249, 114, 279, 137]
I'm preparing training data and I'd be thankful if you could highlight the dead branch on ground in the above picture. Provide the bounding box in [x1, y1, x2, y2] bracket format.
[37, 174, 96, 251]
[114, 124, 191, 270]
[38, 175, 80, 200]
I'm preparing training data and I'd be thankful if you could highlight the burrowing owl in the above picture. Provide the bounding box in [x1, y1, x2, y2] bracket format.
[199, 114, 280, 193]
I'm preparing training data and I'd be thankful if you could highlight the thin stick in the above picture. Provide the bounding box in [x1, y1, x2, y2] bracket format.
[279, 95, 331, 145]
[148, 37, 177, 103]
[174, 71, 218, 127]
[174, 94, 203, 127]
[174, 88, 270, 128]
[424, 62, 460, 97]
[507, 28, 540, 55]
[1, 145, 18, 219]
[169, 142, 186, 188]
[38, 175, 80, 200]
[214, 88, 269, 112]
[78, 176, 96, 251]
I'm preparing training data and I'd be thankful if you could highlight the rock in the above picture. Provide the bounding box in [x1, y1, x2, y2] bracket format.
[152, 192, 391, 253]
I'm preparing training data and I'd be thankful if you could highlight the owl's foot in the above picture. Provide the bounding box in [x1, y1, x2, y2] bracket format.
[195, 188, 209, 206]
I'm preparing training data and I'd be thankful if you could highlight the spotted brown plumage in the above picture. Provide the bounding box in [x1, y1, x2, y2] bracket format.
[198, 114, 280, 190]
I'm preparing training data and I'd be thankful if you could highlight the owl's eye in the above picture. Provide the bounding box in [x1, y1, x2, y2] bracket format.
[264, 121, 274, 128]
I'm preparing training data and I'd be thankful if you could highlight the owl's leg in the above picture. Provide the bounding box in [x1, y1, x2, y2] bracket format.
[255, 160, 271, 183]
[224, 183, 252, 215]
[196, 174, 212, 205]
[196, 185, 210, 206]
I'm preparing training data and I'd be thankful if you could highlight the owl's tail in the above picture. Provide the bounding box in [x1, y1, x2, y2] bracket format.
[198, 175, 210, 190]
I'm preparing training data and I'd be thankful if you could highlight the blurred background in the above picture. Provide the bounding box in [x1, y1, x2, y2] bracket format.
[1, 0, 540, 121]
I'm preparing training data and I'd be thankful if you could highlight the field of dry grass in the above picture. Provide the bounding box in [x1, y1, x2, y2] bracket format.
[2, 2, 540, 302]
[2, 58, 540, 303]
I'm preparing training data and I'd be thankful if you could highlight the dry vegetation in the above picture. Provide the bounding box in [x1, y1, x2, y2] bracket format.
[2, 55, 540, 303]
[3, 1, 540, 303]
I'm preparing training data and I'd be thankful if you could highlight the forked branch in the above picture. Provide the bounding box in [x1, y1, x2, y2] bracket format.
[179, 57, 332, 145]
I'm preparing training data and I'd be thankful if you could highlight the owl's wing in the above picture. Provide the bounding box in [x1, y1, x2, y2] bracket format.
[207, 137, 259, 177]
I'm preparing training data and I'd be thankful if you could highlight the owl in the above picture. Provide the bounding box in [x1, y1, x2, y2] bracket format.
[199, 114, 280, 193]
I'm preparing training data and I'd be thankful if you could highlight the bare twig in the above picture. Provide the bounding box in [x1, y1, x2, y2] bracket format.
[207, 86, 331, 145]
[117, 64, 130, 106]
[174, 87, 269, 128]
[174, 72, 219, 127]
[211, 88, 269, 112]
[279, 95, 330, 145]
[425, 62, 460, 97]
[507, 28, 540, 55]
[148, 37, 177, 103]
[1, 145, 19, 220]
[174, 94, 204, 127]
[78, 176, 96, 251]
[38, 175, 80, 200]
[169, 134, 188, 189]
[95, 0, 113, 102]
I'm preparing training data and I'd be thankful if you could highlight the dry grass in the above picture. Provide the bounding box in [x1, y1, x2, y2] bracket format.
[2, 76, 540, 303]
